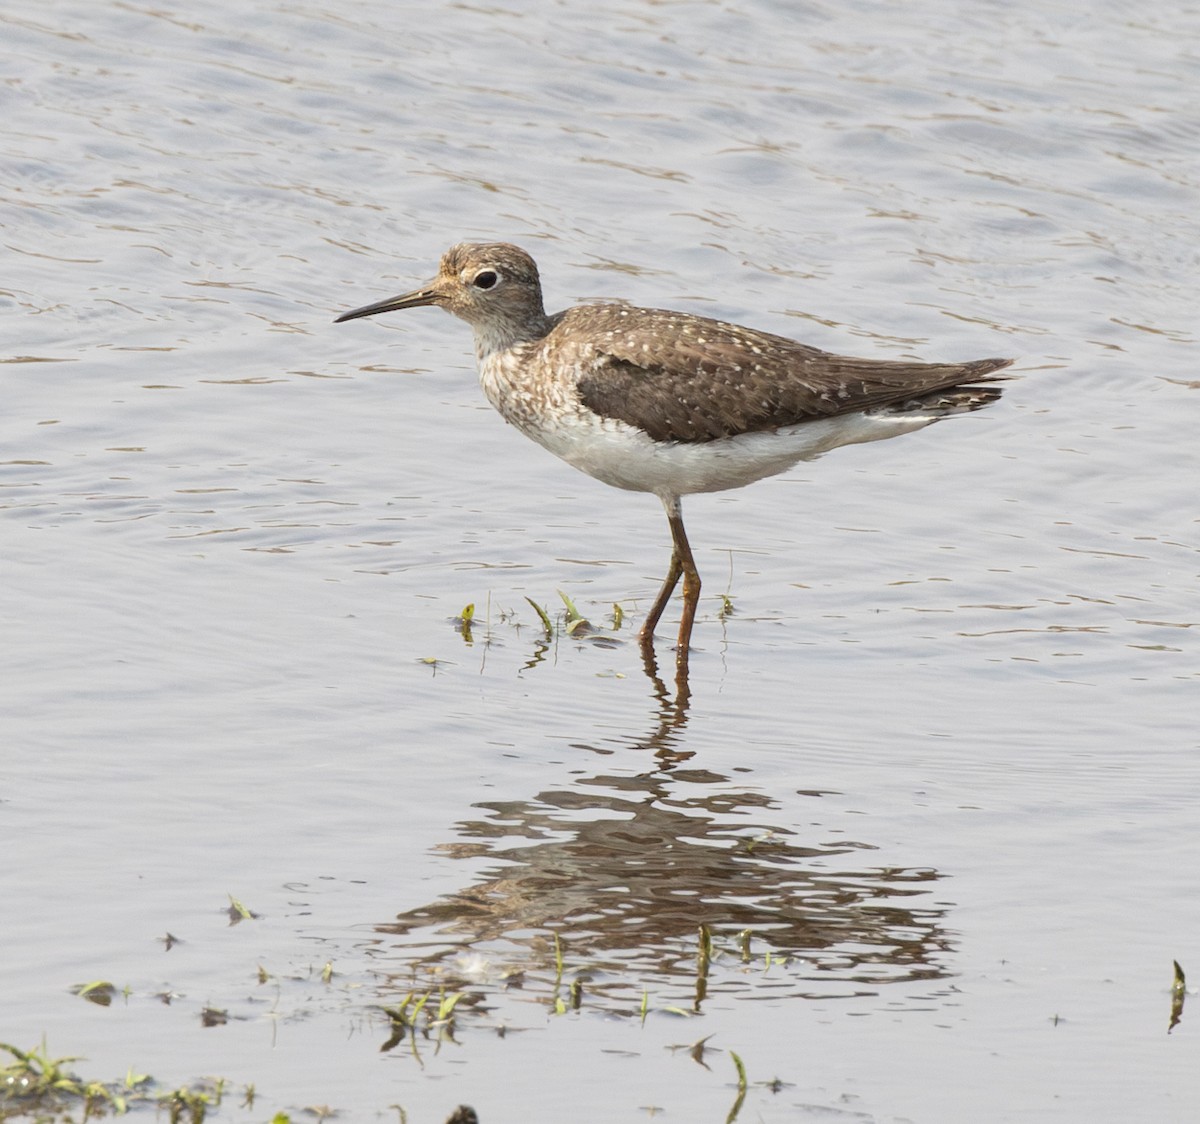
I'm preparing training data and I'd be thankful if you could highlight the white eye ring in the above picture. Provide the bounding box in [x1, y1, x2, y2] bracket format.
[472, 269, 499, 291]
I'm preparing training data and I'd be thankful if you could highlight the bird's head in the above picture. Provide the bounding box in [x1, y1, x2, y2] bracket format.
[335, 242, 548, 349]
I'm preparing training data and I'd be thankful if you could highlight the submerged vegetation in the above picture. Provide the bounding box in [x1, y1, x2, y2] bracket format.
[1169, 959, 1186, 1033]
[456, 592, 630, 652]
[0, 1039, 226, 1123]
[378, 988, 467, 1054]
[2, 925, 786, 1123]
[18, 923, 1164, 1121]
[426, 592, 637, 673]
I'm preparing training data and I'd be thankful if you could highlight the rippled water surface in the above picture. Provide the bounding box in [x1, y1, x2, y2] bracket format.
[4, 0, 1198, 1121]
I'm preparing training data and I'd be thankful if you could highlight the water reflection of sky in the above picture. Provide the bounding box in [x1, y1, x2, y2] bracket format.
[4, 0, 1198, 1120]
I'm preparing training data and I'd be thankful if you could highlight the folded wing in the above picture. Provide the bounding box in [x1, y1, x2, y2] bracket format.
[567, 305, 1012, 444]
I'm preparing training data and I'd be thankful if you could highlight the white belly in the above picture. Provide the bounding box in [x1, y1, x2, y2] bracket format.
[509, 406, 942, 498]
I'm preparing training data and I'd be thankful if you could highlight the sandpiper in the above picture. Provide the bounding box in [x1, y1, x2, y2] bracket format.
[335, 242, 1011, 655]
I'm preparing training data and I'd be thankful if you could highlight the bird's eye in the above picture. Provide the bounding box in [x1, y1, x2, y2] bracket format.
[472, 270, 499, 290]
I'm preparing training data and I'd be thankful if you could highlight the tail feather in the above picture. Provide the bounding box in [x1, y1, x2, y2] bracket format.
[888, 357, 1015, 416]
[879, 383, 1007, 418]
[961, 357, 1015, 380]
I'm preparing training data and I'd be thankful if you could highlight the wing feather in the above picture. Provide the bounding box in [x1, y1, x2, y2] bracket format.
[562, 305, 1011, 443]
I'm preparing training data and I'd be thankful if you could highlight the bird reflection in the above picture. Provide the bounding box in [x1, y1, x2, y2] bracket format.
[380, 781, 947, 985]
[371, 694, 952, 1018]
[640, 635, 692, 727]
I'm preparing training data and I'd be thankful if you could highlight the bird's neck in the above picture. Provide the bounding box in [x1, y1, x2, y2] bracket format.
[469, 308, 553, 361]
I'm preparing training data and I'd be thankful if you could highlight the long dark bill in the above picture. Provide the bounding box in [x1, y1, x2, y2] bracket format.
[333, 286, 440, 324]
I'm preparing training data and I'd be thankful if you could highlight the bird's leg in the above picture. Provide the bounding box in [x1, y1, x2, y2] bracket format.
[638, 496, 701, 657]
[639, 552, 682, 646]
[639, 494, 686, 646]
[667, 498, 701, 656]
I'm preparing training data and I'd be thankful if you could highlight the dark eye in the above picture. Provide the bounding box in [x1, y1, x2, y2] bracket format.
[472, 270, 499, 290]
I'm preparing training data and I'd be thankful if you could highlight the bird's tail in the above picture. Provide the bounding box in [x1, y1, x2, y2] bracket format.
[961, 356, 1015, 379]
[900, 384, 1006, 415]
[883, 357, 1013, 417]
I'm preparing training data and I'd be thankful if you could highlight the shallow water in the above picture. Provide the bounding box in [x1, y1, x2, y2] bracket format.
[3, 0, 1199, 1121]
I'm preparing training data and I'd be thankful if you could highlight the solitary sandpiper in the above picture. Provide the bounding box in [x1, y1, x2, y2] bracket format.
[336, 242, 1012, 655]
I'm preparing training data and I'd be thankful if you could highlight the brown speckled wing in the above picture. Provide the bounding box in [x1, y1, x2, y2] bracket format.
[568, 305, 1011, 444]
